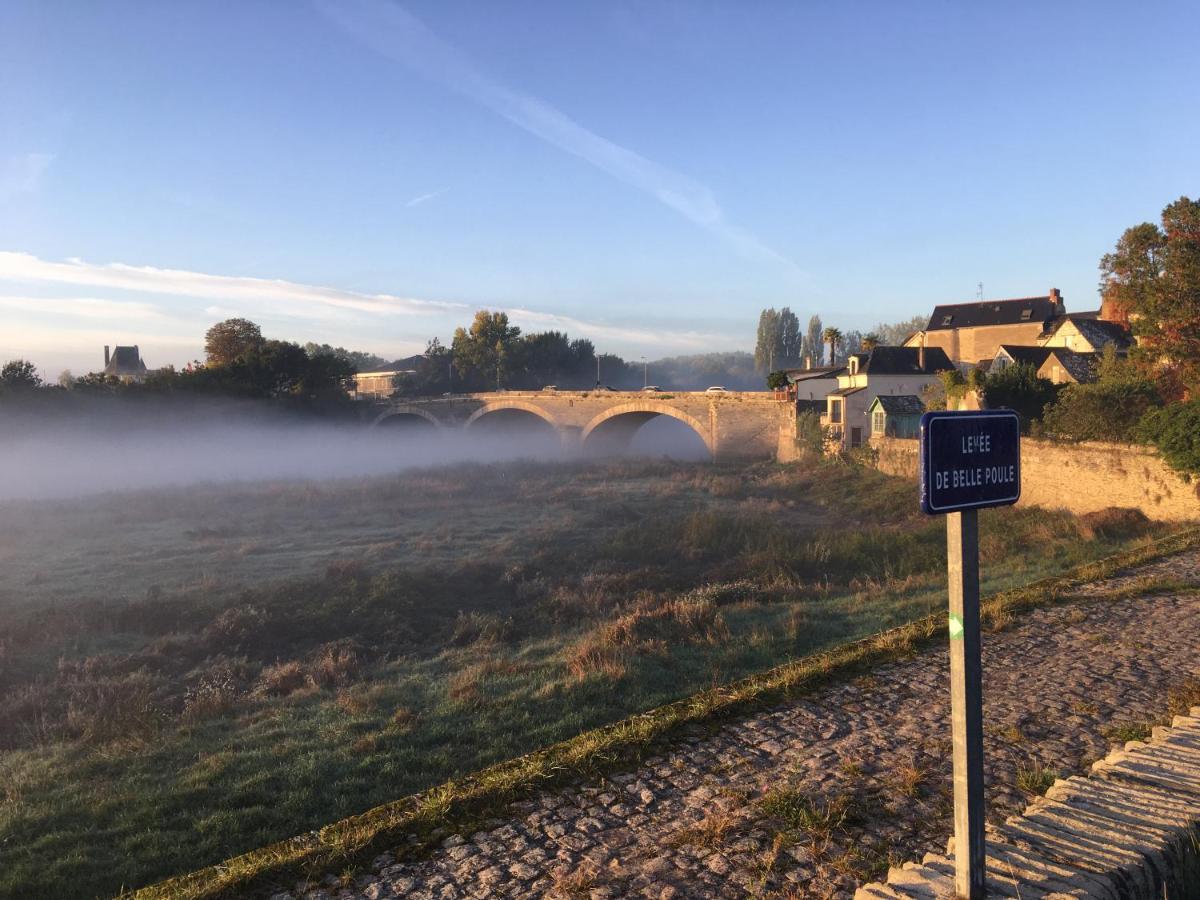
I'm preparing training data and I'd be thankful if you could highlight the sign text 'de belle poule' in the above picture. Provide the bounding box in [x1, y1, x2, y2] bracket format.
[920, 411, 1021, 515]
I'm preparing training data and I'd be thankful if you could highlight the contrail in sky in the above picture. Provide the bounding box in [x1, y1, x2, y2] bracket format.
[315, 0, 803, 276]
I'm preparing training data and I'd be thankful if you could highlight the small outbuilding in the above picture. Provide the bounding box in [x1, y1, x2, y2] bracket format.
[867, 394, 925, 439]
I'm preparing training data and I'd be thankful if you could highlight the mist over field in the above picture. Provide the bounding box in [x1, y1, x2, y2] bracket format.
[0, 407, 708, 501]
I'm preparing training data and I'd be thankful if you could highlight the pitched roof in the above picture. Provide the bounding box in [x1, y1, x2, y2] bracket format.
[1046, 348, 1098, 383]
[104, 345, 147, 376]
[925, 295, 1062, 331]
[996, 345, 1055, 368]
[1040, 315, 1132, 351]
[828, 385, 866, 397]
[858, 345, 954, 375]
[868, 394, 925, 415]
[783, 366, 845, 383]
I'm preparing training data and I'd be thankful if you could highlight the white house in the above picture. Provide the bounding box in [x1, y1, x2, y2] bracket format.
[822, 346, 954, 450]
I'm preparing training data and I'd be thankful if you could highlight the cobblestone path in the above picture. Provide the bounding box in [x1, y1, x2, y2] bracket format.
[293, 550, 1200, 900]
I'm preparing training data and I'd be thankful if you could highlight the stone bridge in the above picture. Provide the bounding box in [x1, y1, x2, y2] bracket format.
[371, 390, 798, 461]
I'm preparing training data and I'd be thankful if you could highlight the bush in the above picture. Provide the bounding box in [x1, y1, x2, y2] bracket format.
[1039, 353, 1161, 443]
[1138, 400, 1200, 477]
[981, 364, 1059, 428]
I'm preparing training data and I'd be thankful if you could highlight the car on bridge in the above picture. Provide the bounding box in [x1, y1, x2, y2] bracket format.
[705, 386, 728, 394]
[642, 385, 662, 392]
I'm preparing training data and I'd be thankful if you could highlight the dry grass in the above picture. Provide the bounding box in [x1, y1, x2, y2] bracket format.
[1015, 760, 1059, 796]
[665, 809, 736, 849]
[890, 757, 927, 798]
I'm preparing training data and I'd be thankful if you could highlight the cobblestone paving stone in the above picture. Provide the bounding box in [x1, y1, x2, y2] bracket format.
[285, 550, 1200, 900]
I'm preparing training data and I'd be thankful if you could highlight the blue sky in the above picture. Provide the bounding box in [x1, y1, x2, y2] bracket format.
[1, 0, 1197, 375]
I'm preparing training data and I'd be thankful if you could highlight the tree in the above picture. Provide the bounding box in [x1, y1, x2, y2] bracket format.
[873, 315, 926, 347]
[861, 333, 880, 352]
[839, 330, 863, 365]
[0, 359, 42, 390]
[1100, 196, 1200, 397]
[204, 318, 264, 366]
[451, 311, 521, 391]
[303, 342, 387, 372]
[779, 307, 801, 365]
[766, 370, 789, 390]
[805, 316, 823, 367]
[754, 308, 785, 374]
[1138, 400, 1200, 476]
[981, 363, 1059, 428]
[822, 327, 842, 367]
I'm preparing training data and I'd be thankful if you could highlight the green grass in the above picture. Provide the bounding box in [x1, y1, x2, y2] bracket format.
[0, 458, 1192, 899]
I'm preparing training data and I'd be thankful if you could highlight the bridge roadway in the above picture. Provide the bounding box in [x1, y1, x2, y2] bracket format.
[371, 390, 799, 462]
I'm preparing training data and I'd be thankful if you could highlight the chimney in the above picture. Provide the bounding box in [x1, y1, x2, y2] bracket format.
[918, 333, 926, 371]
[1049, 287, 1063, 313]
[104, 345, 110, 367]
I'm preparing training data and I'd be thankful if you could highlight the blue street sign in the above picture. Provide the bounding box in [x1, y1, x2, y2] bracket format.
[920, 410, 1021, 515]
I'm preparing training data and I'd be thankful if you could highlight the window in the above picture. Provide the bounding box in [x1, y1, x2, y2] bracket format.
[849, 357, 858, 374]
[829, 399, 842, 424]
[872, 410, 885, 433]
[941, 314, 953, 326]
[1020, 309, 1033, 320]
[850, 426, 862, 448]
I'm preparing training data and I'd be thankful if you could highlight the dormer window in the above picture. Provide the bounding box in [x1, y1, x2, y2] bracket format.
[1020, 309, 1033, 320]
[941, 314, 954, 326]
[849, 357, 858, 375]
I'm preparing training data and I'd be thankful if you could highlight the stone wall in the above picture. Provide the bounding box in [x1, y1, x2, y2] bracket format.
[871, 435, 1200, 522]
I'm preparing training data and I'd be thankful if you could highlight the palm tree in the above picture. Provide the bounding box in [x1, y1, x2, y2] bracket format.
[861, 333, 880, 352]
[822, 327, 842, 365]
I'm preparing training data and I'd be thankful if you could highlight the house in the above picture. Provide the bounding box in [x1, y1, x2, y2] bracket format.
[352, 356, 423, 399]
[904, 289, 1067, 368]
[781, 365, 845, 410]
[867, 394, 925, 440]
[1037, 314, 1132, 355]
[822, 345, 954, 451]
[103, 345, 148, 381]
[989, 344, 1097, 384]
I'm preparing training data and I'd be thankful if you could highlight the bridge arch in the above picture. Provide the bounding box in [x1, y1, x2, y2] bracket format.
[464, 400, 560, 431]
[371, 405, 444, 429]
[580, 402, 714, 458]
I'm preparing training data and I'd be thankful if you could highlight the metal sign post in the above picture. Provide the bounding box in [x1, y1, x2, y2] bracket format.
[920, 409, 1021, 899]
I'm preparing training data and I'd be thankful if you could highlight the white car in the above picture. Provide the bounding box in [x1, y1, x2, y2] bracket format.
[705, 386, 728, 394]
[642, 385, 662, 392]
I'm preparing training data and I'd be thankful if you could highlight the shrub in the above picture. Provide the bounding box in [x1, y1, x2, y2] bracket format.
[182, 667, 242, 722]
[255, 660, 308, 696]
[1040, 377, 1161, 443]
[981, 363, 1060, 428]
[1137, 400, 1200, 477]
[449, 610, 514, 646]
[65, 676, 161, 745]
[308, 641, 360, 689]
[1077, 508, 1152, 541]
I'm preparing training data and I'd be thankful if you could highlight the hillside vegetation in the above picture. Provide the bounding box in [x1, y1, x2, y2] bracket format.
[0, 459, 1169, 898]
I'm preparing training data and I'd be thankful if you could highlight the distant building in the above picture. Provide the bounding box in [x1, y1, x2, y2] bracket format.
[867, 394, 924, 440]
[822, 345, 954, 451]
[352, 356, 423, 399]
[987, 344, 1097, 384]
[103, 345, 148, 381]
[904, 289, 1067, 368]
[781, 365, 845, 408]
[1038, 314, 1132, 355]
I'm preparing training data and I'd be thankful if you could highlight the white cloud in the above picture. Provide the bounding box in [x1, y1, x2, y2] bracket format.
[405, 188, 446, 208]
[0, 295, 168, 321]
[315, 0, 802, 275]
[0, 251, 465, 318]
[0, 153, 53, 201]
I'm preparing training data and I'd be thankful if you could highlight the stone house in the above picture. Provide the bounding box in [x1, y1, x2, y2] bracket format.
[822, 346, 954, 451]
[867, 394, 924, 439]
[903, 289, 1067, 368]
[1037, 314, 1132, 355]
[988, 344, 1097, 384]
[782, 365, 845, 410]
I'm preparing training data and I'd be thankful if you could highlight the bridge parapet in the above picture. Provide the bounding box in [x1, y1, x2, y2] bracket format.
[372, 391, 796, 461]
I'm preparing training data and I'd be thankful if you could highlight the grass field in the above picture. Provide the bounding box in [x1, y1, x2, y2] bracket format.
[0, 457, 1171, 898]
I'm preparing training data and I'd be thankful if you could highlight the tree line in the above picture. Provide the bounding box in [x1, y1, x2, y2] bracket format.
[752, 308, 926, 373]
